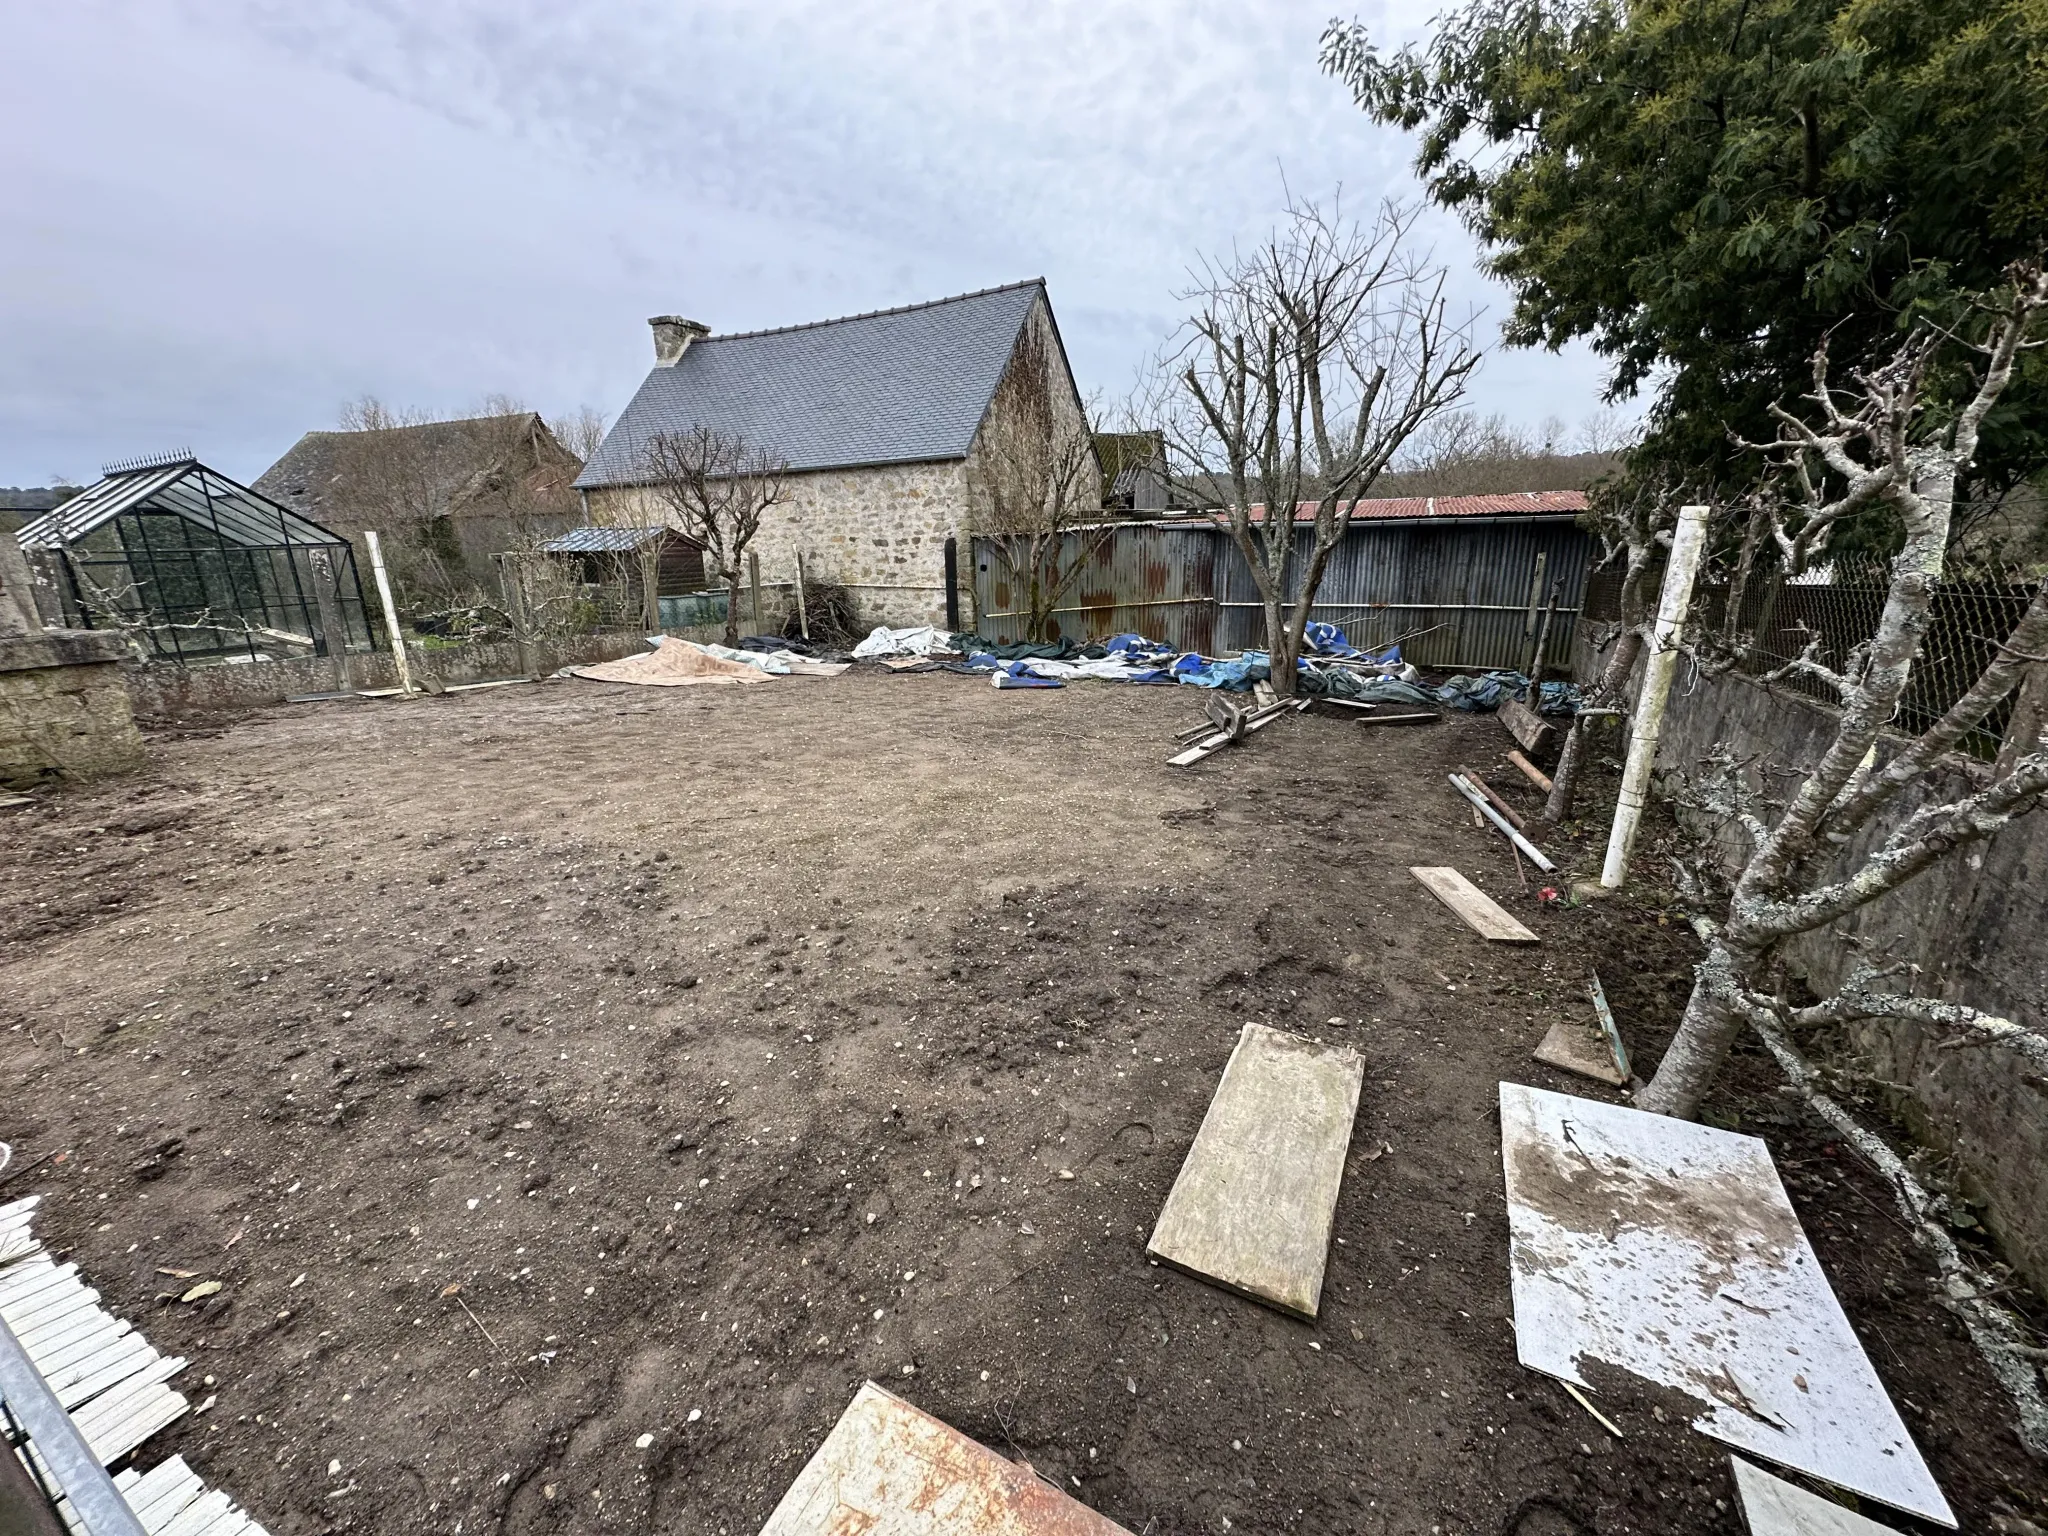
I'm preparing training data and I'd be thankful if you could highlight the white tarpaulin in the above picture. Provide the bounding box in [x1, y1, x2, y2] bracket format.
[851, 625, 952, 659]
[1498, 1082, 1952, 1527]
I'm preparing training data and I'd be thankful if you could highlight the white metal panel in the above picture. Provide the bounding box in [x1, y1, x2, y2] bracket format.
[1731, 1457, 1907, 1536]
[1499, 1083, 1951, 1527]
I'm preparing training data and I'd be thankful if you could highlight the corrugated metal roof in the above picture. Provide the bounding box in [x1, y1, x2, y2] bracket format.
[538, 525, 683, 553]
[1242, 490, 1589, 523]
[575, 281, 1046, 488]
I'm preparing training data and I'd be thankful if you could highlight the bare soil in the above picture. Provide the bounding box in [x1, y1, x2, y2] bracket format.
[2, 671, 2043, 1535]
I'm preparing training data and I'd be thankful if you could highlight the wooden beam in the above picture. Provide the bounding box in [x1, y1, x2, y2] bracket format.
[1498, 697, 1554, 753]
[1409, 866, 1538, 943]
[1506, 750, 1552, 792]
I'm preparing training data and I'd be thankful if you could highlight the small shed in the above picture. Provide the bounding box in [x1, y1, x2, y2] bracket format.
[14, 453, 376, 666]
[526, 526, 709, 628]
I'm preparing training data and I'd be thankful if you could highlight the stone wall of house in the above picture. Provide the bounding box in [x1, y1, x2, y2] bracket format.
[584, 292, 1098, 634]
[0, 630, 146, 789]
[589, 460, 969, 631]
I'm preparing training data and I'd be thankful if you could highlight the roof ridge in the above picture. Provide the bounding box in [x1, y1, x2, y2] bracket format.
[692, 279, 1044, 346]
[294, 411, 540, 440]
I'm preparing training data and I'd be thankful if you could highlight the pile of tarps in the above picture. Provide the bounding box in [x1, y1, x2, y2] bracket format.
[1301, 665, 1580, 713]
[851, 626, 957, 660]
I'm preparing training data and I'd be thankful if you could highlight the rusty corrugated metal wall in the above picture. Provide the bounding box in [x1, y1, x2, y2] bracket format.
[972, 515, 1592, 672]
[971, 522, 1220, 654]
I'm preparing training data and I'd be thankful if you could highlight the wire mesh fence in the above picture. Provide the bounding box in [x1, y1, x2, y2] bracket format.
[1717, 552, 2043, 761]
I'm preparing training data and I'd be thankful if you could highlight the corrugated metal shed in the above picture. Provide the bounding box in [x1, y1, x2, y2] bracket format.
[971, 502, 1592, 671]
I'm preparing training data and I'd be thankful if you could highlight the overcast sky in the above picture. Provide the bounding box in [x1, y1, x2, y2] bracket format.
[1, 1, 1634, 488]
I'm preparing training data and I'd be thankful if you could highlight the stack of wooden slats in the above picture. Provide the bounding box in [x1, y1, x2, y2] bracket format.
[0, 1196, 271, 1536]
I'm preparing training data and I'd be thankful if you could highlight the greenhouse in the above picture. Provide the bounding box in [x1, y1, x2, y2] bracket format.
[14, 452, 377, 666]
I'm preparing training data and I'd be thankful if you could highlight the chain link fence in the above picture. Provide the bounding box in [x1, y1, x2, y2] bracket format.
[1720, 553, 2041, 761]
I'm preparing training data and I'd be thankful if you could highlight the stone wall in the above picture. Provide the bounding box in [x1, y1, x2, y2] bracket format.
[120, 629, 660, 722]
[0, 630, 146, 789]
[586, 292, 1098, 632]
[590, 460, 968, 631]
[1576, 621, 2048, 1292]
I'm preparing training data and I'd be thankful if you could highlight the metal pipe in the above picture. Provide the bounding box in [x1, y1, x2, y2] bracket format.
[943, 536, 961, 632]
[1449, 773, 1557, 872]
[0, 1316, 148, 1536]
[1602, 503, 1711, 888]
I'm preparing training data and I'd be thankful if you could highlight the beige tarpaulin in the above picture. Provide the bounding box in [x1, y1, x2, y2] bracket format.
[570, 643, 774, 687]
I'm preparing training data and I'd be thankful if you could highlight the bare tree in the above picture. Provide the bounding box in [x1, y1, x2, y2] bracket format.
[639, 427, 788, 646]
[1642, 265, 2048, 1119]
[552, 406, 611, 466]
[1150, 197, 1479, 695]
[979, 324, 1108, 641]
[1543, 480, 1682, 821]
[1622, 266, 2048, 1451]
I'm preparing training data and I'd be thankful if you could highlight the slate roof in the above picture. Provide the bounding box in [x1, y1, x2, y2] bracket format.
[254, 413, 575, 527]
[575, 281, 1047, 489]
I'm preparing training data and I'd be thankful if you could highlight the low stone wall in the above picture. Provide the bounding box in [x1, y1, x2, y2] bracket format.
[0, 629, 147, 788]
[120, 628, 673, 722]
[1609, 634, 2048, 1291]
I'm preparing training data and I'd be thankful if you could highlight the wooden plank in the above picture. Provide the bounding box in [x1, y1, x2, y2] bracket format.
[1146, 1024, 1364, 1319]
[1506, 750, 1553, 792]
[758, 1380, 1132, 1535]
[1587, 971, 1631, 1080]
[1498, 697, 1555, 752]
[1731, 1456, 1903, 1536]
[1409, 867, 1538, 944]
[1355, 711, 1439, 726]
[1500, 1084, 1953, 1527]
[1531, 1019, 1627, 1087]
[1167, 699, 1300, 766]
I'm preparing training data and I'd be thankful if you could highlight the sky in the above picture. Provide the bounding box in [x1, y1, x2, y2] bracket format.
[0, 1, 1635, 488]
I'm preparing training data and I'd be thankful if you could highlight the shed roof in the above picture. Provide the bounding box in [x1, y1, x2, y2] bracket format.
[575, 281, 1048, 488]
[1236, 490, 1589, 524]
[16, 457, 349, 550]
[538, 525, 697, 554]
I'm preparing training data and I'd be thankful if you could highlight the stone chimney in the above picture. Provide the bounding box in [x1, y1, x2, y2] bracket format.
[649, 315, 711, 367]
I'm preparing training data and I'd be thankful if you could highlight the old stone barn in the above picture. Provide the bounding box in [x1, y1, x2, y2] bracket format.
[574, 281, 1096, 629]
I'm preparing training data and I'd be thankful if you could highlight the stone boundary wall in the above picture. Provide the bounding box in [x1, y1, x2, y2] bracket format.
[119, 628, 675, 722]
[1574, 620, 2048, 1290]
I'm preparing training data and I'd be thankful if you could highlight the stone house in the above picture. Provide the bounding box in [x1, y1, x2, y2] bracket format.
[573, 280, 1097, 629]
[254, 412, 583, 608]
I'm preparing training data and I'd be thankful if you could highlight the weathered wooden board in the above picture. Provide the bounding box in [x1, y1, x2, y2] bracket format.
[1499, 1084, 1952, 1527]
[757, 1381, 1132, 1535]
[1146, 1024, 1364, 1319]
[1498, 698, 1555, 752]
[1730, 1457, 1905, 1536]
[1531, 1019, 1627, 1086]
[1409, 867, 1538, 943]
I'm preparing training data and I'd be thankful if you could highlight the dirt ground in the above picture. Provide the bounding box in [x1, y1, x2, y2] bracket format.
[3, 670, 2045, 1535]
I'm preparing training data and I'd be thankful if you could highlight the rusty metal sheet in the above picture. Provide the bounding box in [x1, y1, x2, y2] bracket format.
[757, 1381, 1133, 1535]
[971, 516, 1593, 667]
